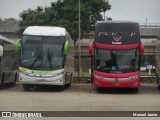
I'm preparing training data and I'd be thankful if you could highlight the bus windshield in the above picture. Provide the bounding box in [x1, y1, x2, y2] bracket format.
[21, 35, 65, 70]
[94, 48, 140, 73]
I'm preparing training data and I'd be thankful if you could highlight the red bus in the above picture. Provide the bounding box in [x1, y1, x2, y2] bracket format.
[89, 21, 144, 92]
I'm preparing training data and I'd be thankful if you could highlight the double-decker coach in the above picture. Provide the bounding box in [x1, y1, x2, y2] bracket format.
[89, 21, 144, 92]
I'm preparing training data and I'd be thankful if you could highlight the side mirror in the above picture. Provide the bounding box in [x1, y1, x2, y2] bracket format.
[14, 39, 21, 52]
[0, 45, 3, 57]
[63, 41, 69, 56]
[140, 42, 144, 55]
[89, 42, 94, 56]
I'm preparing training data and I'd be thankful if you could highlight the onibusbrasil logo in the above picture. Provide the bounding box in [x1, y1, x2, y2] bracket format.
[1, 112, 42, 118]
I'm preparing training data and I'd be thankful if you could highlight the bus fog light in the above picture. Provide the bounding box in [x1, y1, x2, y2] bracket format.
[95, 81, 101, 86]
[131, 82, 138, 86]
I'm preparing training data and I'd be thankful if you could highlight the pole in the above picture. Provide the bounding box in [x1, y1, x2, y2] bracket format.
[145, 18, 147, 28]
[78, 0, 82, 76]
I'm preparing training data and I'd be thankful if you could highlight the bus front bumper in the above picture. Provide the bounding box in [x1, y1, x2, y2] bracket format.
[93, 70, 140, 89]
[94, 77, 140, 89]
[19, 73, 65, 86]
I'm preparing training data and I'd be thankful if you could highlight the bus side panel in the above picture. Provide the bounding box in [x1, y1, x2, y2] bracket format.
[64, 40, 74, 84]
[1, 51, 19, 84]
[0, 57, 3, 85]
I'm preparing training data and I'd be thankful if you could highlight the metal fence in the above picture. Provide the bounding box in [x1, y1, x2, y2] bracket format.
[141, 52, 156, 77]
[156, 41, 160, 72]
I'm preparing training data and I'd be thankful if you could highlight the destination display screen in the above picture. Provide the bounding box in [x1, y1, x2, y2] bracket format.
[95, 22, 140, 45]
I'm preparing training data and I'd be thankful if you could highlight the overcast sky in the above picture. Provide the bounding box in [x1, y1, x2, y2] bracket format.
[0, 0, 160, 24]
[0, 0, 57, 19]
[107, 0, 160, 24]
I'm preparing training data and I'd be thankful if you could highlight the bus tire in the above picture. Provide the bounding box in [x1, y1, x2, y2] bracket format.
[132, 88, 139, 93]
[65, 73, 72, 88]
[59, 85, 65, 91]
[65, 83, 71, 88]
[23, 84, 34, 91]
[158, 85, 160, 89]
[0, 83, 2, 90]
[0, 73, 5, 89]
[95, 87, 102, 93]
[14, 72, 18, 85]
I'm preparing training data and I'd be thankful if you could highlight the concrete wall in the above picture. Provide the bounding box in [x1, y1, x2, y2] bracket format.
[0, 21, 20, 41]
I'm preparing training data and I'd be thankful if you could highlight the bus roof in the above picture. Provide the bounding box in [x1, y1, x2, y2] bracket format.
[0, 35, 15, 44]
[95, 20, 140, 45]
[23, 26, 66, 36]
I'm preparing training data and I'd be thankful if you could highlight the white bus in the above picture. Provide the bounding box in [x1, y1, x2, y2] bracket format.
[0, 35, 19, 89]
[19, 26, 74, 91]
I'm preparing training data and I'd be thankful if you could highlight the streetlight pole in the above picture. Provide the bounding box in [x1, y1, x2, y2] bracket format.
[145, 18, 148, 27]
[78, 0, 82, 76]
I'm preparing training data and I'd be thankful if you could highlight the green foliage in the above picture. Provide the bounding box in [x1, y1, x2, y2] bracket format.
[18, 0, 111, 41]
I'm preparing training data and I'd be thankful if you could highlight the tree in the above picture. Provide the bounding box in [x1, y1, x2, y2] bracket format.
[18, 0, 111, 41]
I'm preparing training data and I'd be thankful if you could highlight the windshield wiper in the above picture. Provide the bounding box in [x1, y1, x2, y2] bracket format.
[47, 49, 53, 70]
[29, 52, 42, 69]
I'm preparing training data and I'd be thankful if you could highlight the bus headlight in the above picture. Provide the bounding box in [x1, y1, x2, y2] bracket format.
[94, 74, 115, 81]
[129, 74, 139, 80]
[94, 74, 107, 80]
[94, 74, 102, 79]
[27, 71, 64, 78]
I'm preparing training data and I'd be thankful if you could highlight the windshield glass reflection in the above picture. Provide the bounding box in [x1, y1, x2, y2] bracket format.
[95, 48, 140, 73]
[21, 36, 65, 70]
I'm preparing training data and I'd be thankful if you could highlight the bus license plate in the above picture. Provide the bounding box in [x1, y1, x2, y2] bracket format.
[36, 79, 46, 82]
[113, 83, 120, 86]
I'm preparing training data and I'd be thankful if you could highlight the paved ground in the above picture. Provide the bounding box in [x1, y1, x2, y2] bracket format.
[0, 83, 160, 119]
[0, 83, 160, 111]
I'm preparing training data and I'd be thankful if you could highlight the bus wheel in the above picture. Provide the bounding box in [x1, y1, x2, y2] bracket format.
[158, 85, 160, 89]
[95, 87, 102, 93]
[0, 83, 3, 90]
[59, 85, 65, 91]
[65, 83, 71, 88]
[0, 73, 5, 90]
[132, 88, 139, 93]
[65, 73, 72, 88]
[13, 72, 18, 85]
[23, 84, 34, 91]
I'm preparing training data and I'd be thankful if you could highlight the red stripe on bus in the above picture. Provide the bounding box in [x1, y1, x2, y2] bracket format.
[93, 42, 140, 50]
